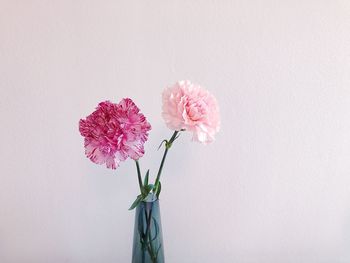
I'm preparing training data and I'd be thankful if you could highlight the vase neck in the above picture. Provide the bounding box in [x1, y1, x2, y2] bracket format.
[143, 193, 158, 203]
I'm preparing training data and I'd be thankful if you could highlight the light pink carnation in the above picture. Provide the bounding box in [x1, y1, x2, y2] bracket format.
[162, 80, 220, 144]
[79, 99, 151, 169]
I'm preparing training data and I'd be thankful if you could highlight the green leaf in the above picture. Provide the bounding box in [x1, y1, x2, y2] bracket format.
[143, 170, 149, 186]
[157, 140, 168, 150]
[128, 195, 142, 210]
[142, 184, 155, 200]
[156, 181, 162, 198]
[174, 133, 181, 141]
[145, 184, 154, 192]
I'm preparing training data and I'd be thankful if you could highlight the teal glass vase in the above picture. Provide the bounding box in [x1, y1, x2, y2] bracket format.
[131, 196, 165, 263]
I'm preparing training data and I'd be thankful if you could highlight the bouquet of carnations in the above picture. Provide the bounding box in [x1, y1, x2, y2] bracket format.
[79, 80, 220, 263]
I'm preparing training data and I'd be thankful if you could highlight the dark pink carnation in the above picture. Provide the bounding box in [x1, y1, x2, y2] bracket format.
[79, 99, 151, 169]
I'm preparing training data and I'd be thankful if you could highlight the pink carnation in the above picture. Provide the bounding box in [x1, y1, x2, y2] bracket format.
[79, 99, 151, 169]
[162, 80, 220, 144]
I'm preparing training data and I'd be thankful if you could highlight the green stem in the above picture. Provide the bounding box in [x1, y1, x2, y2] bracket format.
[144, 208, 157, 262]
[154, 131, 179, 193]
[135, 160, 143, 195]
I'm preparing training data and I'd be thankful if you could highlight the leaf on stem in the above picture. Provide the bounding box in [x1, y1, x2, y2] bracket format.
[157, 140, 168, 150]
[174, 133, 181, 141]
[144, 169, 150, 186]
[156, 181, 162, 198]
[129, 195, 143, 210]
[143, 184, 154, 197]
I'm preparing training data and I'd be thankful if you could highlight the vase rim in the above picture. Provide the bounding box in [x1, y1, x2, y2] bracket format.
[142, 193, 158, 203]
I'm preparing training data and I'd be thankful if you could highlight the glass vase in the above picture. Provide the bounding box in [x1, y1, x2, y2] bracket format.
[131, 196, 165, 263]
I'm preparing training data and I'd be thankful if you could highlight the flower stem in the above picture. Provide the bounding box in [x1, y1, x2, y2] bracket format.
[135, 160, 143, 195]
[153, 131, 180, 194]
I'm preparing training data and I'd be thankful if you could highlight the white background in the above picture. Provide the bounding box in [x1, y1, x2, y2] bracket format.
[1, 1, 350, 262]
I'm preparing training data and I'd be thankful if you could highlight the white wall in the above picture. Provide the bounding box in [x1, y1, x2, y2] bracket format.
[1, 1, 350, 262]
